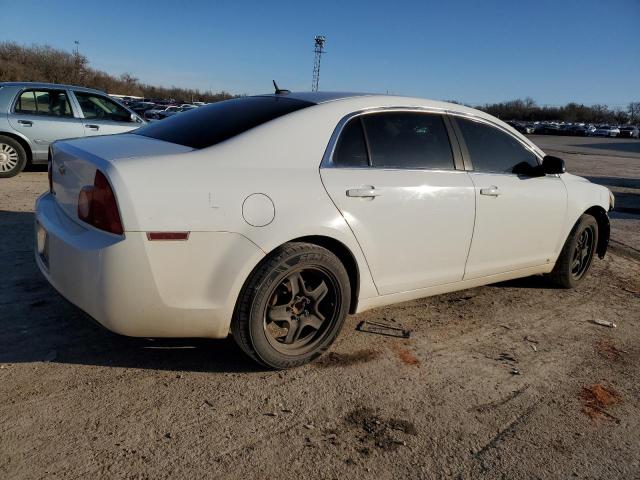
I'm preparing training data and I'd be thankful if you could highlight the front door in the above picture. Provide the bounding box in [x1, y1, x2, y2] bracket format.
[453, 116, 568, 279]
[320, 111, 476, 295]
[71, 91, 141, 136]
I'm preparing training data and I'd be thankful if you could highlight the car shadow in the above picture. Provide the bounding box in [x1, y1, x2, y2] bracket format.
[582, 176, 640, 215]
[23, 163, 48, 173]
[0, 209, 263, 373]
[490, 275, 562, 290]
[569, 141, 640, 155]
[583, 176, 640, 190]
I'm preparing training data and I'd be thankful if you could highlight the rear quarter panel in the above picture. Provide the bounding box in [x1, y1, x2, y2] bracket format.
[109, 108, 379, 301]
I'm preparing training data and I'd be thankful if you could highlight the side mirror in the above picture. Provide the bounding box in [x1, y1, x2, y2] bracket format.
[542, 155, 566, 175]
[131, 113, 140, 123]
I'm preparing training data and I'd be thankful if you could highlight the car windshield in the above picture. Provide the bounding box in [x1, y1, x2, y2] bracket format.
[134, 96, 314, 149]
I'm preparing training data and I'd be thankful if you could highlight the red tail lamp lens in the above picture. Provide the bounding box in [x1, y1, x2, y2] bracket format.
[77, 170, 123, 235]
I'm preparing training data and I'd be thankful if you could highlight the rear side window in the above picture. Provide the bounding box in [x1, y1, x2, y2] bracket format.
[332, 118, 369, 167]
[135, 96, 314, 149]
[456, 117, 538, 174]
[361, 112, 454, 169]
[15, 89, 73, 117]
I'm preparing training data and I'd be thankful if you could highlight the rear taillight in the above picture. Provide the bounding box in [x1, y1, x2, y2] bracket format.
[77, 170, 123, 235]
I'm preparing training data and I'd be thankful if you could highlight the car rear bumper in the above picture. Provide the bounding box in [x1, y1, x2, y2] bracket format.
[34, 193, 265, 339]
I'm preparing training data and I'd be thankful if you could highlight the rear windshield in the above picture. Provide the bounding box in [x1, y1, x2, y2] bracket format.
[134, 96, 314, 149]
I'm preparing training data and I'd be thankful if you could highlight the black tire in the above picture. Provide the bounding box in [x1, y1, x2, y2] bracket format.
[231, 242, 351, 369]
[0, 135, 28, 178]
[548, 214, 598, 288]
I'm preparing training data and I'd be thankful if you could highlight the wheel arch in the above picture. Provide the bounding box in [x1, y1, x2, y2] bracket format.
[0, 130, 33, 164]
[584, 205, 610, 259]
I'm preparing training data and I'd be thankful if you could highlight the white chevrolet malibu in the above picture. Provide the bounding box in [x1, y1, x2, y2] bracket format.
[35, 92, 614, 368]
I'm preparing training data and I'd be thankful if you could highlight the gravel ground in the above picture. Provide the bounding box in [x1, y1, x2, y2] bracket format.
[1, 137, 639, 479]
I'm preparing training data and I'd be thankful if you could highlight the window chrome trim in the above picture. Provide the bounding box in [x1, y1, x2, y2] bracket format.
[321, 106, 460, 171]
[11, 87, 78, 119]
[446, 111, 544, 169]
[320, 106, 543, 171]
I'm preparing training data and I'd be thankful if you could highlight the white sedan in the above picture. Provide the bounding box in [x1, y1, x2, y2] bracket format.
[591, 126, 620, 137]
[35, 92, 614, 368]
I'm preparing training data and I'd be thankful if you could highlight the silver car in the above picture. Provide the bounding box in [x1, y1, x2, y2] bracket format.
[0, 82, 145, 177]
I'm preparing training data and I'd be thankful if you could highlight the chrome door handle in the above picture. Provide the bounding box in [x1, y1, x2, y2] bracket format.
[17, 120, 33, 126]
[480, 186, 500, 196]
[86, 124, 100, 130]
[346, 187, 380, 198]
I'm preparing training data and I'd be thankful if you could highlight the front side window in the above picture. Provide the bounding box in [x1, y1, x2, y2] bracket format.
[457, 117, 538, 174]
[15, 89, 73, 117]
[361, 112, 454, 170]
[74, 91, 133, 122]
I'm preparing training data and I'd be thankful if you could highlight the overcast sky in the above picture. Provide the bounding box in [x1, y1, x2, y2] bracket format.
[1, 0, 639, 106]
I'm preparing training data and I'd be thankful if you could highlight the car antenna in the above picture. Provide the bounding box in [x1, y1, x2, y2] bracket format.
[273, 80, 290, 95]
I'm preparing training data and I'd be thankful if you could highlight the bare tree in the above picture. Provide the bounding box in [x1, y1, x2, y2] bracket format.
[628, 102, 640, 124]
[0, 42, 233, 103]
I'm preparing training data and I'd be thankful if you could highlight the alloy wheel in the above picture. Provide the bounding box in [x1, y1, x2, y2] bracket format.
[0, 143, 19, 173]
[263, 267, 341, 355]
[571, 225, 595, 279]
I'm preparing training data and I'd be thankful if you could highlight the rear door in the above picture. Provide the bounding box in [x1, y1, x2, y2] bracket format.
[71, 90, 141, 136]
[452, 115, 567, 279]
[8, 88, 84, 161]
[320, 110, 476, 295]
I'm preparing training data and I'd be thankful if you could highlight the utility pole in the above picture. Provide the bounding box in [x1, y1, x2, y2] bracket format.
[312, 35, 325, 92]
[73, 40, 81, 84]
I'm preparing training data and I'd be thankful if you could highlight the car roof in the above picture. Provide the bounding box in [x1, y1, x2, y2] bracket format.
[255, 91, 376, 104]
[249, 91, 546, 158]
[0, 81, 106, 94]
[255, 91, 473, 113]
[254, 91, 492, 122]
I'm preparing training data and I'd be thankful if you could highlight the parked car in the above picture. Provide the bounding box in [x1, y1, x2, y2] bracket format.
[158, 105, 198, 119]
[35, 92, 613, 368]
[591, 125, 620, 137]
[145, 105, 180, 120]
[541, 123, 563, 135]
[618, 126, 639, 138]
[0, 82, 145, 177]
[129, 101, 157, 116]
[506, 121, 534, 135]
[531, 123, 547, 134]
[568, 125, 590, 136]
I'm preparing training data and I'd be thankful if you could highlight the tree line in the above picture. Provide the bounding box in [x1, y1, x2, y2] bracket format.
[472, 98, 640, 125]
[1, 42, 638, 122]
[0, 42, 233, 103]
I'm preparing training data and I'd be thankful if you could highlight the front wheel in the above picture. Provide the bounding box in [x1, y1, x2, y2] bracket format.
[231, 242, 351, 369]
[548, 214, 599, 288]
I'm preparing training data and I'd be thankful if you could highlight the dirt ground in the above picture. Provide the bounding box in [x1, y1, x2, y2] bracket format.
[1, 136, 639, 479]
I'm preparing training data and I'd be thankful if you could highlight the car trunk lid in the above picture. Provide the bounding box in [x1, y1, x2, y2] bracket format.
[50, 133, 193, 226]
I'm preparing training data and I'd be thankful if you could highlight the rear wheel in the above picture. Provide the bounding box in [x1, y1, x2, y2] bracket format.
[231, 242, 350, 369]
[0, 136, 27, 178]
[548, 214, 598, 288]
